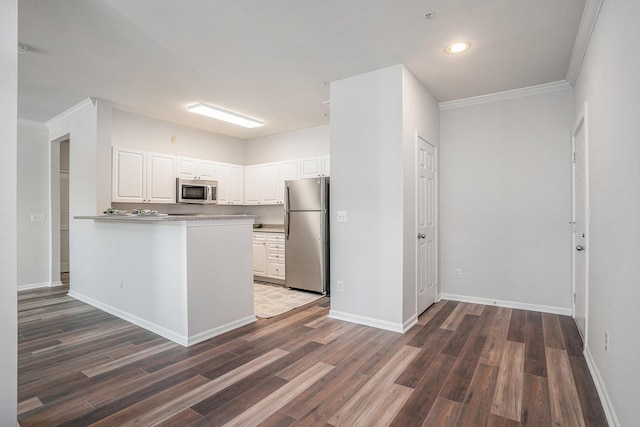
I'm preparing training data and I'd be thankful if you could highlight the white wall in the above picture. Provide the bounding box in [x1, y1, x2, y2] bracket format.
[17, 122, 51, 289]
[244, 125, 329, 164]
[111, 109, 245, 164]
[440, 89, 573, 311]
[573, 1, 640, 424]
[0, 0, 18, 422]
[401, 67, 440, 323]
[329, 65, 406, 331]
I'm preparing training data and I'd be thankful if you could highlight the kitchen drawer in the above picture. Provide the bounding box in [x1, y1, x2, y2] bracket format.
[267, 261, 285, 279]
[253, 232, 267, 241]
[267, 233, 285, 243]
[268, 242, 285, 252]
[268, 252, 285, 262]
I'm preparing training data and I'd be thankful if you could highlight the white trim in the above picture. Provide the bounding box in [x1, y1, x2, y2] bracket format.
[187, 315, 257, 346]
[440, 293, 572, 316]
[584, 345, 621, 427]
[17, 281, 63, 291]
[571, 102, 590, 347]
[403, 314, 418, 333]
[67, 290, 255, 347]
[439, 81, 572, 111]
[566, 0, 604, 86]
[45, 97, 95, 129]
[328, 310, 405, 333]
[17, 118, 48, 130]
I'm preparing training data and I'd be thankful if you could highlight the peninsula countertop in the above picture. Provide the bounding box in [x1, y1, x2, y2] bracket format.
[75, 214, 257, 222]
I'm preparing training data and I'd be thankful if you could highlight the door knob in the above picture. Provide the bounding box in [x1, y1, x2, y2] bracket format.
[576, 245, 585, 251]
[418, 233, 426, 239]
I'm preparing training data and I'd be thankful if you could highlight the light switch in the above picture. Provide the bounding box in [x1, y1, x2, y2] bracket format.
[337, 211, 347, 223]
[31, 213, 46, 222]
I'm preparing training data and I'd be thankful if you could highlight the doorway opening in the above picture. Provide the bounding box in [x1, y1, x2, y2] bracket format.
[60, 140, 70, 285]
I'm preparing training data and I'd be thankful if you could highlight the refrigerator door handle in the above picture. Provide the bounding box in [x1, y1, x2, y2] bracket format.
[285, 183, 291, 240]
[285, 211, 290, 240]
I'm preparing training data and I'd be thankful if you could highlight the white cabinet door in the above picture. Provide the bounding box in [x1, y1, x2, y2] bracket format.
[197, 159, 217, 180]
[300, 156, 330, 178]
[322, 155, 330, 177]
[112, 148, 146, 203]
[214, 162, 231, 204]
[146, 152, 176, 203]
[230, 165, 244, 205]
[244, 165, 262, 205]
[252, 233, 267, 275]
[261, 163, 280, 204]
[177, 156, 197, 179]
[279, 159, 300, 204]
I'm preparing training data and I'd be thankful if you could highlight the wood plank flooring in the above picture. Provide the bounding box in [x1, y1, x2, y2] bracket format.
[18, 286, 608, 426]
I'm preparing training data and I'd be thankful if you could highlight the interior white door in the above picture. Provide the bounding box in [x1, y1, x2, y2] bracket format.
[417, 135, 437, 314]
[573, 116, 587, 340]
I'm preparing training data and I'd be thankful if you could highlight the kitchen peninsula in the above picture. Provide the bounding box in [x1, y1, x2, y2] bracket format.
[73, 214, 256, 346]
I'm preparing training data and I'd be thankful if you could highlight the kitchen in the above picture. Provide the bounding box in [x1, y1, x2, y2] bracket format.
[61, 104, 331, 346]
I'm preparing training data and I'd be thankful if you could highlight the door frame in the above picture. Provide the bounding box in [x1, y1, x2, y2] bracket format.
[571, 102, 589, 347]
[415, 132, 439, 315]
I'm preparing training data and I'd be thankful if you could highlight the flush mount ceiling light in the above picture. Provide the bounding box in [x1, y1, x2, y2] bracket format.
[187, 103, 263, 128]
[445, 41, 471, 54]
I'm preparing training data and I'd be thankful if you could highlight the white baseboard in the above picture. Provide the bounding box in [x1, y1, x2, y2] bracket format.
[439, 293, 572, 316]
[187, 315, 257, 347]
[584, 345, 620, 427]
[328, 310, 405, 333]
[68, 291, 257, 347]
[17, 281, 64, 291]
[68, 290, 189, 345]
[403, 314, 418, 333]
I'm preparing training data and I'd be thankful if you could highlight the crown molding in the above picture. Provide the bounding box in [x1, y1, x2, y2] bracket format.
[17, 118, 48, 130]
[566, 0, 604, 87]
[45, 97, 96, 129]
[439, 80, 572, 111]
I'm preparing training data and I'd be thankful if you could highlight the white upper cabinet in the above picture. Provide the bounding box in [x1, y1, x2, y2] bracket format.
[244, 165, 262, 205]
[177, 156, 216, 180]
[215, 162, 244, 205]
[261, 163, 280, 204]
[147, 152, 177, 203]
[278, 159, 300, 204]
[112, 148, 146, 203]
[112, 148, 176, 204]
[244, 160, 300, 205]
[300, 155, 330, 178]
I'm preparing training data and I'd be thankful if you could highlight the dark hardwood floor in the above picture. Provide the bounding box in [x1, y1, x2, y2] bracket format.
[18, 286, 607, 426]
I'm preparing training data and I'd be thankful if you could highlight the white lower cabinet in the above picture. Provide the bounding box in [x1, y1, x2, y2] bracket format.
[252, 233, 267, 276]
[253, 231, 285, 282]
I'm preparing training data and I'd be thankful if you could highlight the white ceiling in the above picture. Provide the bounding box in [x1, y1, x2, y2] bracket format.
[18, 0, 586, 139]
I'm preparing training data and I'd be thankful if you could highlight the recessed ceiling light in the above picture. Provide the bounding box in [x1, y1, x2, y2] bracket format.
[445, 42, 471, 54]
[424, 11, 435, 20]
[187, 103, 263, 128]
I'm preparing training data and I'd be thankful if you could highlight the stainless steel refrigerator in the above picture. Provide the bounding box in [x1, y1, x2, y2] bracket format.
[284, 177, 329, 294]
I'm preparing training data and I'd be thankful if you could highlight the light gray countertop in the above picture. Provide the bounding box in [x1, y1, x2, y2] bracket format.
[253, 225, 285, 233]
[75, 214, 257, 222]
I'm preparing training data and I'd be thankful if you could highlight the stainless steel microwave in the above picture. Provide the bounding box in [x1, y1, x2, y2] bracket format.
[176, 178, 218, 204]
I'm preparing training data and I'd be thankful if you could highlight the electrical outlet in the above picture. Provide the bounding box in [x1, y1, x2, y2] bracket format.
[454, 268, 462, 279]
[604, 330, 609, 353]
[30, 213, 46, 222]
[118, 278, 124, 291]
[336, 280, 344, 292]
[337, 211, 348, 223]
